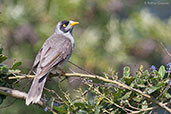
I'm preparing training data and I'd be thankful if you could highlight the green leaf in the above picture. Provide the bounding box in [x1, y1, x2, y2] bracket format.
[74, 102, 86, 109]
[96, 97, 103, 106]
[0, 54, 7, 63]
[12, 62, 22, 69]
[123, 77, 135, 85]
[111, 109, 119, 114]
[53, 105, 67, 114]
[139, 65, 144, 72]
[113, 89, 122, 100]
[165, 93, 171, 99]
[147, 82, 164, 94]
[133, 95, 142, 103]
[8, 69, 21, 74]
[142, 100, 148, 109]
[95, 105, 102, 114]
[0, 65, 9, 73]
[144, 70, 150, 77]
[123, 66, 130, 77]
[147, 87, 159, 94]
[120, 91, 132, 100]
[158, 65, 165, 80]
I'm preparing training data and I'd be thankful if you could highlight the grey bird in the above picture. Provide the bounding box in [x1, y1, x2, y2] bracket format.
[26, 20, 79, 105]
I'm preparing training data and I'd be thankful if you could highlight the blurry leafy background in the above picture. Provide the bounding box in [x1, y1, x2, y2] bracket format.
[0, 0, 171, 113]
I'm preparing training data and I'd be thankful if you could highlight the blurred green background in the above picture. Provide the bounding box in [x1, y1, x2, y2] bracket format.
[0, 0, 171, 113]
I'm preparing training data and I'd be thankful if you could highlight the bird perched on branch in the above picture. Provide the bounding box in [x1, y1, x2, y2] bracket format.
[26, 20, 79, 105]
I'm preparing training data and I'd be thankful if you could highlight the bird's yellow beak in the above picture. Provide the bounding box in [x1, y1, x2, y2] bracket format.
[71, 21, 79, 27]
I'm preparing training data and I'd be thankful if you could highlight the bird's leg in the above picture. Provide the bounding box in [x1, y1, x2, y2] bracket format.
[48, 67, 66, 80]
[47, 73, 55, 80]
[56, 67, 66, 78]
[60, 68, 74, 83]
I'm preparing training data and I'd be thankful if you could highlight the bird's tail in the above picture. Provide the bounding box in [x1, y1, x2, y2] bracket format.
[26, 74, 47, 105]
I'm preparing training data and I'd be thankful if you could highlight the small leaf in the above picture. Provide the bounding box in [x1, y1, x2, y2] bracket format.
[0, 65, 9, 73]
[144, 70, 150, 76]
[111, 109, 119, 114]
[123, 66, 130, 77]
[147, 82, 164, 94]
[74, 102, 85, 108]
[133, 95, 142, 102]
[53, 105, 67, 114]
[139, 65, 143, 72]
[132, 93, 143, 102]
[165, 93, 171, 99]
[12, 62, 22, 69]
[120, 91, 132, 100]
[147, 87, 159, 94]
[158, 65, 165, 80]
[8, 69, 21, 74]
[123, 77, 135, 85]
[142, 100, 148, 109]
[0, 54, 7, 63]
[96, 97, 103, 106]
[137, 84, 146, 88]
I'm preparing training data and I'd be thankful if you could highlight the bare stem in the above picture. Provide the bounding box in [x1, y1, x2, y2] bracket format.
[0, 87, 43, 105]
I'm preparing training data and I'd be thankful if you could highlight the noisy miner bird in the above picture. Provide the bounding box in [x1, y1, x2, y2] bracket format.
[26, 20, 79, 105]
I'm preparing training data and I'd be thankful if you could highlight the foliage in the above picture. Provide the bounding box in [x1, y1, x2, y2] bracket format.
[0, 48, 170, 113]
[0, 48, 22, 104]
[47, 65, 170, 114]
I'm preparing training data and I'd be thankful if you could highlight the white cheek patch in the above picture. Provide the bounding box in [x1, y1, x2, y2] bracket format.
[65, 26, 70, 31]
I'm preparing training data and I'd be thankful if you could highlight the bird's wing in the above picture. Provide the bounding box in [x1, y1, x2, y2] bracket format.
[34, 33, 72, 76]
[32, 48, 42, 69]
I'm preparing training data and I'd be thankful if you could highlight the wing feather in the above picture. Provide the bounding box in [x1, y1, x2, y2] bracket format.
[35, 33, 72, 75]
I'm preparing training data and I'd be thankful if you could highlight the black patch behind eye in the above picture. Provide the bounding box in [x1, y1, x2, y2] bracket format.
[60, 21, 70, 33]
[62, 21, 69, 26]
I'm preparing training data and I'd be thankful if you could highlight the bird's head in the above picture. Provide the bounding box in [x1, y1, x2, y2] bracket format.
[55, 20, 79, 35]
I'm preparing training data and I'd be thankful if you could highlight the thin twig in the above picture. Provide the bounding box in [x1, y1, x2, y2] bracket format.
[0, 87, 60, 113]
[8, 75, 34, 79]
[44, 87, 69, 107]
[127, 101, 158, 113]
[160, 42, 171, 57]
[0, 87, 43, 105]
[68, 61, 94, 74]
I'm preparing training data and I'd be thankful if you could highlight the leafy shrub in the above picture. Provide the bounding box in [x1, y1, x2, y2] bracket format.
[0, 48, 170, 114]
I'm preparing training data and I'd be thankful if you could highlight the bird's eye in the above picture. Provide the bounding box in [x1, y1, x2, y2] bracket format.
[63, 24, 66, 27]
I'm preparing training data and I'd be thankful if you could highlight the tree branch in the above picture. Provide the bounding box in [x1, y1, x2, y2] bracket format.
[0, 87, 43, 106]
[8, 73, 171, 113]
